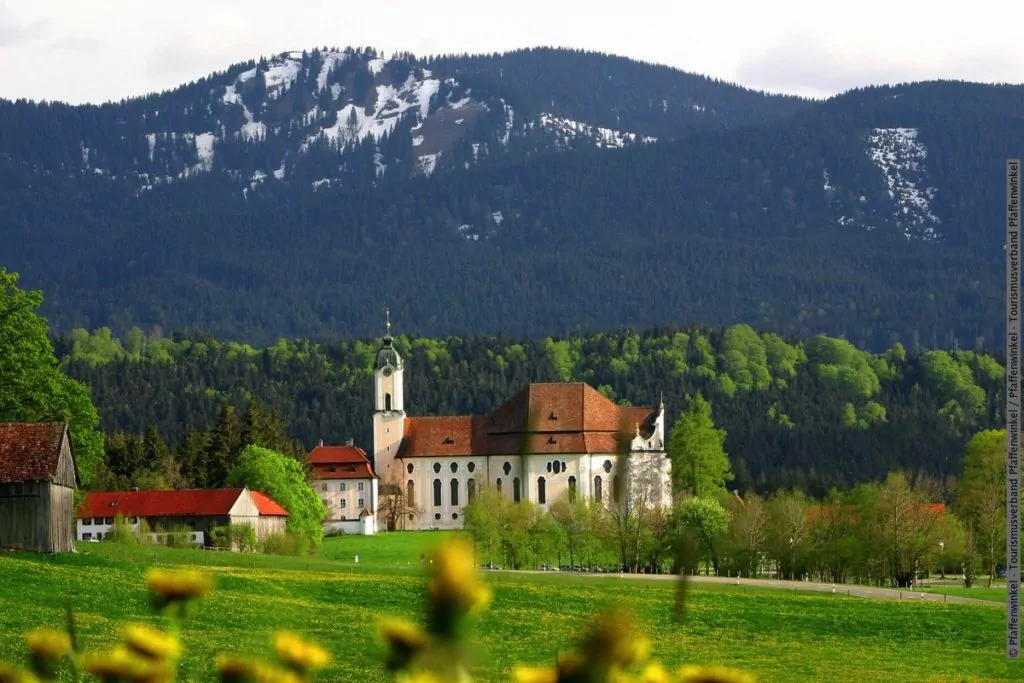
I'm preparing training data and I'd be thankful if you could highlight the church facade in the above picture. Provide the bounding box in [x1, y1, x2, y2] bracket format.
[371, 332, 672, 531]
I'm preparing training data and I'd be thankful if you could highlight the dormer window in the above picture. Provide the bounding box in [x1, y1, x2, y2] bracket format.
[548, 436, 556, 445]
[442, 436, 454, 445]
[548, 411, 558, 420]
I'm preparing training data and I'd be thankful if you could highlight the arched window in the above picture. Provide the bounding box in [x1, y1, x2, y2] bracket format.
[467, 478, 477, 502]
[612, 475, 621, 503]
[537, 477, 546, 505]
[593, 476, 603, 502]
[407, 480, 415, 507]
[503, 462, 512, 476]
[450, 479, 459, 506]
[568, 476, 577, 502]
[496, 478, 502, 494]
[513, 477, 521, 503]
[385, 393, 392, 411]
[433, 479, 442, 507]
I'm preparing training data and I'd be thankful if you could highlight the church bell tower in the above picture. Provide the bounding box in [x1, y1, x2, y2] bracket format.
[372, 308, 405, 481]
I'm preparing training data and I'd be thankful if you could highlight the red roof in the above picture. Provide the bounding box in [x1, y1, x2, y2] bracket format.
[0, 422, 68, 484]
[396, 383, 660, 459]
[76, 489, 289, 519]
[311, 462, 376, 480]
[307, 444, 371, 465]
[307, 443, 376, 479]
[249, 491, 290, 516]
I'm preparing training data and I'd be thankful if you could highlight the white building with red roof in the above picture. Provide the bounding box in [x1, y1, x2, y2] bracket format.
[306, 440, 378, 535]
[370, 323, 672, 531]
[76, 487, 289, 547]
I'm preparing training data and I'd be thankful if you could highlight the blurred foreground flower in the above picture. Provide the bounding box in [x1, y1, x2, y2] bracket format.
[84, 645, 173, 683]
[0, 665, 41, 683]
[146, 568, 213, 617]
[274, 632, 330, 676]
[25, 628, 70, 679]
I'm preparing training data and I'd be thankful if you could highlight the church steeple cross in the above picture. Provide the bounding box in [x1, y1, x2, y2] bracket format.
[384, 306, 391, 336]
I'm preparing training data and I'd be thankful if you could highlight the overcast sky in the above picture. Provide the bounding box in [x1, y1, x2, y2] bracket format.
[1, 0, 1020, 104]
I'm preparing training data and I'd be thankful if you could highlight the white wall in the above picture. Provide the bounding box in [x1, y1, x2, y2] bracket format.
[316, 478, 374, 520]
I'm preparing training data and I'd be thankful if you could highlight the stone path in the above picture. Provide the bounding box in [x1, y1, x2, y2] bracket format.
[506, 569, 1000, 607]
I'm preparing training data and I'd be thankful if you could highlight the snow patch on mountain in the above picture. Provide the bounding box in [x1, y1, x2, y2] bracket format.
[239, 57, 302, 99]
[538, 113, 657, 149]
[309, 75, 440, 149]
[195, 133, 216, 170]
[866, 127, 940, 240]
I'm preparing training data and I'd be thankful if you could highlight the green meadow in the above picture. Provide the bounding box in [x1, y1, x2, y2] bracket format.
[0, 532, 1018, 682]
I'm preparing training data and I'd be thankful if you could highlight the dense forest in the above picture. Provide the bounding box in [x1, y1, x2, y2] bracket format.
[58, 322, 1004, 498]
[2, 48, 1022, 349]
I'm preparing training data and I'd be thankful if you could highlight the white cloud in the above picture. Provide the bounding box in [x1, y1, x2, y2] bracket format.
[0, 0, 1019, 104]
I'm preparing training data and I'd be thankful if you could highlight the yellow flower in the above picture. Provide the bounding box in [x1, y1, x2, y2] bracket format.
[641, 661, 673, 683]
[378, 618, 430, 673]
[427, 538, 481, 605]
[145, 568, 213, 601]
[0, 666, 41, 683]
[587, 610, 650, 667]
[125, 623, 181, 662]
[25, 628, 71, 660]
[216, 655, 302, 683]
[555, 649, 584, 674]
[677, 665, 755, 683]
[84, 646, 172, 683]
[273, 631, 330, 672]
[511, 666, 559, 683]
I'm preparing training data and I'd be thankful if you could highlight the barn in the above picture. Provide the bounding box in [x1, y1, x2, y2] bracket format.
[76, 488, 290, 548]
[0, 422, 79, 553]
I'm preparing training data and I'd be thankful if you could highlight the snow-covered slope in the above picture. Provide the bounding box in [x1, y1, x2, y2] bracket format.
[66, 47, 667, 196]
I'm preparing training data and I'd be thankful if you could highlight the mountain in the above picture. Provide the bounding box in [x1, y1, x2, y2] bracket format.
[1, 47, 1022, 350]
[0, 47, 808, 194]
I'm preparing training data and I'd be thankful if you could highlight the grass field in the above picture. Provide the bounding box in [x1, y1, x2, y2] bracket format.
[0, 532, 1019, 682]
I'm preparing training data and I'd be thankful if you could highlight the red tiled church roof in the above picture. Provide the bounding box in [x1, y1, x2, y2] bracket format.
[397, 383, 660, 459]
[77, 489, 289, 519]
[307, 442, 377, 479]
[0, 422, 69, 484]
[307, 444, 370, 465]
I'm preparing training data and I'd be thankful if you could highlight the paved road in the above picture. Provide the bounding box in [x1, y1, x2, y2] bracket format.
[503, 569, 1000, 607]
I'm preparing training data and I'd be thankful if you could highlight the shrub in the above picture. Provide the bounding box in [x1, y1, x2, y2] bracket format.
[261, 532, 310, 557]
[0, 538, 755, 682]
[104, 515, 139, 546]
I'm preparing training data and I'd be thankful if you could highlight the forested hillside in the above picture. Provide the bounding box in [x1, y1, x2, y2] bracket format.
[58, 323, 1004, 498]
[2, 47, 1022, 349]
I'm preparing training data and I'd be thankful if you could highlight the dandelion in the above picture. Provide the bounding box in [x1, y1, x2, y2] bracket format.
[145, 568, 213, 619]
[216, 655, 302, 683]
[676, 665, 755, 683]
[0, 665, 40, 683]
[24, 627, 71, 678]
[25, 629, 70, 660]
[426, 537, 482, 607]
[273, 632, 330, 674]
[84, 646, 172, 683]
[378, 618, 429, 673]
[124, 624, 181, 663]
[640, 661, 673, 683]
[146, 568, 213, 601]
[511, 666, 559, 683]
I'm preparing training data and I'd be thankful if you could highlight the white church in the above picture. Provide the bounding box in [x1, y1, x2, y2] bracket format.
[368, 321, 673, 531]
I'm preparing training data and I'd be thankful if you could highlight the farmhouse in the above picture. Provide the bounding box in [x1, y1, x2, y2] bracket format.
[307, 440, 378, 535]
[0, 422, 79, 553]
[371, 324, 672, 531]
[76, 488, 289, 547]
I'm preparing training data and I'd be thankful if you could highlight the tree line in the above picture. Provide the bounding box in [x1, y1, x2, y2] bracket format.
[462, 405, 1006, 589]
[58, 320, 1003, 497]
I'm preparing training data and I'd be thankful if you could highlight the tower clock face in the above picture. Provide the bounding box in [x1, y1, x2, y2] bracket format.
[382, 367, 393, 377]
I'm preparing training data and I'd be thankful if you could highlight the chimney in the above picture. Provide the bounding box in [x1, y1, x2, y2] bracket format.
[345, 438, 354, 446]
[318, 439, 324, 447]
